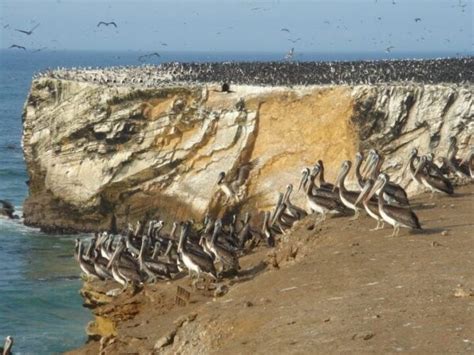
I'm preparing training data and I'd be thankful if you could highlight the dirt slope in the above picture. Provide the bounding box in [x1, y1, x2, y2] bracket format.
[69, 184, 474, 354]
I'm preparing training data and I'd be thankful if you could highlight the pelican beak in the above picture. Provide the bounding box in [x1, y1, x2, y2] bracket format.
[368, 178, 382, 200]
[333, 170, 342, 192]
[355, 182, 372, 206]
[361, 153, 376, 178]
[414, 157, 425, 177]
[270, 203, 284, 226]
[298, 171, 307, 191]
[107, 243, 123, 269]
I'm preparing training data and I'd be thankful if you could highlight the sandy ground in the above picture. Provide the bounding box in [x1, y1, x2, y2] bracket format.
[68, 184, 474, 354]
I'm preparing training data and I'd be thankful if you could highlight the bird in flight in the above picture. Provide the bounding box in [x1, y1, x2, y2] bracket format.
[385, 46, 395, 53]
[161, 42, 168, 46]
[281, 28, 290, 33]
[414, 18, 422, 22]
[15, 23, 39, 35]
[288, 38, 301, 44]
[9, 44, 26, 50]
[138, 52, 160, 62]
[97, 21, 118, 28]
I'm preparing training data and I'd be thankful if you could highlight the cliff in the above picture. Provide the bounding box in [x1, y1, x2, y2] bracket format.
[22, 76, 472, 232]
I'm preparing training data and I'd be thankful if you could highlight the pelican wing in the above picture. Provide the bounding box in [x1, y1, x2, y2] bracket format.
[383, 205, 421, 229]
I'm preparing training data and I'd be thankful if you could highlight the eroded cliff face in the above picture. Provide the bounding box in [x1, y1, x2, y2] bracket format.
[22, 79, 473, 232]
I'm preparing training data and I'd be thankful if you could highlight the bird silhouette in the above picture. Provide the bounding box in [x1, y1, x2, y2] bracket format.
[414, 17, 422, 22]
[97, 21, 118, 28]
[14, 23, 39, 35]
[281, 28, 290, 33]
[288, 38, 301, 44]
[9, 44, 26, 50]
[385, 46, 395, 53]
[138, 52, 160, 62]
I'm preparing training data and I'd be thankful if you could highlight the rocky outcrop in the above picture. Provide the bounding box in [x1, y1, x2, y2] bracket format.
[22, 75, 473, 232]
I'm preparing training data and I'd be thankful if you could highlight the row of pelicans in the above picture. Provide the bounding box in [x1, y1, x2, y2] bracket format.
[74, 138, 473, 291]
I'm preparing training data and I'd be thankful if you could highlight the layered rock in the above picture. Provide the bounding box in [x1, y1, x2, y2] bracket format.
[22, 76, 473, 232]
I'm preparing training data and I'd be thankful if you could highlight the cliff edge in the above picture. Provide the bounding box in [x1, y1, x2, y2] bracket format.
[22, 59, 473, 232]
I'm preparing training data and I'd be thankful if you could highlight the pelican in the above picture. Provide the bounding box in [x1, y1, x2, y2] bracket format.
[366, 150, 410, 206]
[107, 239, 143, 288]
[209, 220, 240, 273]
[354, 152, 367, 189]
[138, 235, 176, 282]
[261, 211, 275, 247]
[178, 222, 217, 280]
[1, 336, 13, 355]
[415, 156, 454, 196]
[77, 240, 99, 279]
[301, 168, 347, 220]
[355, 179, 385, 231]
[369, 174, 421, 237]
[283, 184, 307, 219]
[333, 161, 362, 219]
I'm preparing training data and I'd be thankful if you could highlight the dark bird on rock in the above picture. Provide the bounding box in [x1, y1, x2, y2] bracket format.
[9, 44, 26, 50]
[15, 23, 39, 35]
[97, 21, 118, 28]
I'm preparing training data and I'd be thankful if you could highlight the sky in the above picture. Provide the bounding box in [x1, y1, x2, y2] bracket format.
[0, 0, 472, 54]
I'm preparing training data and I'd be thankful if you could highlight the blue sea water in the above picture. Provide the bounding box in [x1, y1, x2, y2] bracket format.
[0, 48, 469, 354]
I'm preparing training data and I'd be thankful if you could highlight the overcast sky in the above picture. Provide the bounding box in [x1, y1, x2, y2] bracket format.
[0, 0, 472, 54]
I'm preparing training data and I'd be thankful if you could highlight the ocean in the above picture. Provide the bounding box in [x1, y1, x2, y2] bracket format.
[0, 49, 468, 354]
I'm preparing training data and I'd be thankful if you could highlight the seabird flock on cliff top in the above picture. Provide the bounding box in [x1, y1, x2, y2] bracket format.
[74, 137, 473, 291]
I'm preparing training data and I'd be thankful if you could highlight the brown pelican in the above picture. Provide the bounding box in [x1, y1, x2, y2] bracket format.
[209, 220, 240, 273]
[261, 211, 275, 247]
[369, 174, 421, 237]
[415, 156, 454, 196]
[301, 168, 347, 220]
[107, 239, 143, 288]
[354, 152, 367, 189]
[138, 235, 175, 282]
[366, 151, 410, 206]
[283, 184, 308, 219]
[333, 161, 362, 219]
[402, 148, 423, 185]
[314, 160, 336, 191]
[443, 137, 470, 178]
[355, 179, 385, 231]
[77, 240, 99, 279]
[178, 222, 217, 280]
[1, 336, 13, 355]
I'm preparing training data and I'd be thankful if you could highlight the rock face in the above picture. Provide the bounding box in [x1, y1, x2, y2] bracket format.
[22, 77, 473, 232]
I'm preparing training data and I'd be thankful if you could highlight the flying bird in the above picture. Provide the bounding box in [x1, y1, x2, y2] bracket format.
[9, 44, 26, 50]
[281, 28, 290, 33]
[138, 52, 160, 62]
[161, 42, 168, 46]
[414, 17, 422, 22]
[385, 46, 395, 53]
[14, 23, 39, 35]
[97, 21, 117, 28]
[288, 38, 301, 44]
